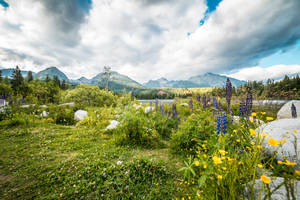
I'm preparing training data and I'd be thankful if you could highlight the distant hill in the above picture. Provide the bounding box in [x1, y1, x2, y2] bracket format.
[1, 68, 36, 78]
[35, 66, 69, 81]
[144, 72, 246, 88]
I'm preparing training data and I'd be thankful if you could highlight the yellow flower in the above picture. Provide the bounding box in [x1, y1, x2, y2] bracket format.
[217, 175, 222, 180]
[251, 112, 257, 117]
[203, 154, 207, 158]
[233, 129, 237, 133]
[238, 161, 243, 165]
[285, 160, 297, 166]
[257, 164, 263, 168]
[236, 139, 240, 142]
[268, 138, 279, 146]
[293, 129, 297, 133]
[295, 170, 300, 176]
[281, 139, 287, 143]
[212, 156, 222, 165]
[257, 145, 262, 149]
[251, 141, 255, 146]
[219, 150, 226, 156]
[261, 175, 270, 184]
[203, 163, 207, 169]
[266, 117, 274, 121]
[262, 133, 268, 137]
[195, 161, 200, 166]
[277, 160, 284, 165]
[261, 112, 266, 115]
[222, 167, 227, 170]
[250, 119, 254, 123]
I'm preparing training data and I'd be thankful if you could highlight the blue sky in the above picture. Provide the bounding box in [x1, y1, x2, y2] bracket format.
[0, 0, 300, 82]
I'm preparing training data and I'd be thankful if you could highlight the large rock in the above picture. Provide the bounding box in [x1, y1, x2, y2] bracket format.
[257, 118, 300, 168]
[74, 110, 88, 121]
[144, 106, 152, 113]
[41, 110, 48, 117]
[277, 100, 300, 119]
[106, 120, 119, 130]
[247, 177, 300, 200]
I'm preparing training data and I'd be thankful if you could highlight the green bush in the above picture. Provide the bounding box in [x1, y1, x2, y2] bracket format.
[151, 112, 178, 139]
[61, 85, 117, 107]
[170, 111, 216, 155]
[48, 105, 75, 125]
[115, 107, 160, 147]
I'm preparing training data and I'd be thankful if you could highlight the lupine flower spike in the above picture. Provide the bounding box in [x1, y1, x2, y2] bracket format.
[217, 112, 228, 135]
[155, 99, 158, 112]
[226, 78, 232, 113]
[291, 103, 297, 118]
[202, 94, 206, 110]
[172, 104, 177, 119]
[189, 98, 193, 112]
[246, 90, 253, 116]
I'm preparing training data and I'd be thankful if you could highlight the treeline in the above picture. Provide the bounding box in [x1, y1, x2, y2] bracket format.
[211, 75, 300, 100]
[0, 66, 70, 104]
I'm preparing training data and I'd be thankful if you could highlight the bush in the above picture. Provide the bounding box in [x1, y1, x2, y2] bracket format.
[0, 112, 31, 127]
[151, 112, 178, 139]
[114, 107, 161, 147]
[48, 105, 75, 125]
[61, 85, 117, 107]
[170, 111, 216, 155]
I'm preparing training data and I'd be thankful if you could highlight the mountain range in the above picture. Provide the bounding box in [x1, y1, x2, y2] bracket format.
[1, 66, 248, 90]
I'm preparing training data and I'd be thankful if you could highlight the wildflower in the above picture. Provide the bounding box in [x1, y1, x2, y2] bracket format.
[266, 117, 274, 121]
[262, 133, 268, 137]
[212, 96, 218, 108]
[239, 99, 247, 117]
[202, 94, 206, 110]
[225, 78, 232, 112]
[291, 103, 297, 118]
[155, 99, 158, 112]
[236, 139, 240, 142]
[203, 163, 207, 169]
[246, 91, 253, 116]
[238, 161, 243, 165]
[281, 139, 287, 143]
[250, 129, 256, 136]
[233, 129, 237, 133]
[212, 156, 222, 165]
[196, 95, 201, 104]
[197, 191, 201, 198]
[277, 160, 284, 165]
[251, 112, 257, 117]
[172, 104, 177, 119]
[293, 129, 297, 133]
[222, 167, 227, 170]
[251, 141, 255, 146]
[268, 138, 279, 146]
[261, 175, 270, 184]
[219, 150, 226, 156]
[285, 160, 297, 166]
[189, 99, 193, 112]
[295, 170, 300, 176]
[217, 112, 228, 135]
[117, 160, 123, 165]
[125, 185, 129, 190]
[257, 164, 263, 168]
[257, 145, 262, 149]
[217, 175, 222, 180]
[261, 112, 266, 115]
[195, 161, 200, 167]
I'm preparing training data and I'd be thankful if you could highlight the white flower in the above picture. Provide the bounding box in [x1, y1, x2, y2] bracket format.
[117, 160, 123, 165]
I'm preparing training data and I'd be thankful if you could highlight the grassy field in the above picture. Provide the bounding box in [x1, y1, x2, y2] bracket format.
[0, 122, 184, 199]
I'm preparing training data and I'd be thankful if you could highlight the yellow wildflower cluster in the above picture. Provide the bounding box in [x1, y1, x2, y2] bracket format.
[277, 160, 297, 166]
[260, 175, 270, 184]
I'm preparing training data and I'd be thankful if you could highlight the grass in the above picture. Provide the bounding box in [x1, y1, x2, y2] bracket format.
[0, 122, 183, 199]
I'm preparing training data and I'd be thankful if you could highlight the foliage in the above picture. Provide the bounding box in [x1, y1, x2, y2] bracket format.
[62, 84, 117, 107]
[0, 82, 12, 95]
[48, 105, 76, 125]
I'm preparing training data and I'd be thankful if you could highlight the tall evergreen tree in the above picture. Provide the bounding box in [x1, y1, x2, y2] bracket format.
[53, 75, 60, 87]
[45, 75, 51, 82]
[27, 71, 33, 82]
[11, 66, 24, 93]
[61, 80, 68, 90]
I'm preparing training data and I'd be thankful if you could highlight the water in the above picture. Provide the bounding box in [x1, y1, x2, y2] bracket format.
[139, 99, 174, 104]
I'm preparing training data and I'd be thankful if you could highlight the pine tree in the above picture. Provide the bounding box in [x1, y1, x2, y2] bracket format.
[27, 71, 33, 82]
[45, 75, 51, 82]
[61, 80, 68, 90]
[53, 75, 60, 87]
[11, 66, 24, 93]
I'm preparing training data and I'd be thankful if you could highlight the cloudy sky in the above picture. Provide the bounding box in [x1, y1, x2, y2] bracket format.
[0, 0, 300, 83]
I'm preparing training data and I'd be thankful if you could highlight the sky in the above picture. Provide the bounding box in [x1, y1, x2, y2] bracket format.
[0, 0, 300, 83]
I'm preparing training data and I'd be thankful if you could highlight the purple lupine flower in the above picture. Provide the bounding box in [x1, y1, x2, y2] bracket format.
[212, 96, 218, 108]
[172, 104, 177, 119]
[155, 99, 158, 112]
[291, 103, 297, 118]
[196, 95, 201, 104]
[207, 96, 211, 107]
[239, 98, 246, 118]
[202, 94, 206, 110]
[177, 116, 181, 123]
[160, 104, 165, 116]
[189, 98, 193, 112]
[245, 91, 252, 116]
[226, 78, 232, 113]
[131, 90, 134, 101]
[216, 112, 228, 135]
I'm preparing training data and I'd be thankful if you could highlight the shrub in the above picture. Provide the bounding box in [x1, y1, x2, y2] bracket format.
[61, 85, 117, 107]
[170, 111, 216, 155]
[151, 112, 178, 139]
[48, 105, 75, 125]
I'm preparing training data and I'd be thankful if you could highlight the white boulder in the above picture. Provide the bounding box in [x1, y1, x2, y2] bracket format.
[144, 106, 152, 113]
[277, 100, 300, 119]
[106, 120, 119, 130]
[41, 110, 48, 117]
[247, 177, 300, 200]
[257, 118, 300, 168]
[74, 110, 88, 121]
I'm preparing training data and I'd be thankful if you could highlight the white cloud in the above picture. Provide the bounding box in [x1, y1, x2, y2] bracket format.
[0, 0, 300, 82]
[225, 65, 300, 81]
